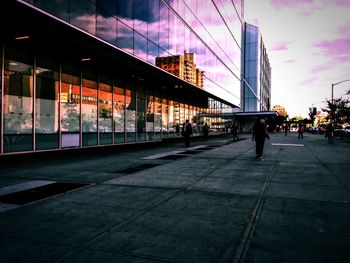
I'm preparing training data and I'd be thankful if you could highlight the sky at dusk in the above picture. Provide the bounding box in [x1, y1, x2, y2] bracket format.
[244, 0, 350, 118]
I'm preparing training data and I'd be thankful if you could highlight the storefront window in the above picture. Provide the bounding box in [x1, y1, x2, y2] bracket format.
[35, 60, 59, 150]
[82, 70, 97, 146]
[125, 85, 136, 142]
[3, 60, 33, 152]
[99, 75, 113, 145]
[113, 83, 125, 144]
[60, 73, 80, 148]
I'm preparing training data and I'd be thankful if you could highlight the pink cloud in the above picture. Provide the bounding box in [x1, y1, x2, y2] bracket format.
[269, 0, 314, 9]
[310, 65, 331, 74]
[283, 59, 296, 64]
[270, 41, 292, 51]
[298, 77, 317, 86]
[338, 21, 350, 36]
[315, 38, 350, 62]
[326, 0, 350, 6]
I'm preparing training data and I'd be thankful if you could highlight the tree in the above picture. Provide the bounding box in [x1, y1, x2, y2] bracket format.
[322, 98, 350, 125]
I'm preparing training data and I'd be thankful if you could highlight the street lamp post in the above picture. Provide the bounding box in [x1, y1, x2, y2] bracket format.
[331, 79, 350, 124]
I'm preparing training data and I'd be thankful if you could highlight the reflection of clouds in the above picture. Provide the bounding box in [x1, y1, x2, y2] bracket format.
[96, 15, 116, 44]
[71, 14, 96, 35]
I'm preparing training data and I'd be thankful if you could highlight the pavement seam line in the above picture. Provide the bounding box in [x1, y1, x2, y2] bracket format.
[54, 145, 254, 263]
[232, 148, 281, 263]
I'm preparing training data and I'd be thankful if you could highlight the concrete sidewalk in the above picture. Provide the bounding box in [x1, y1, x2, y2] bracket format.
[0, 133, 350, 262]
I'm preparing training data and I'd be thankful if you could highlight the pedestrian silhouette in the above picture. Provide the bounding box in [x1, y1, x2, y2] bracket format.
[203, 123, 209, 141]
[182, 119, 193, 147]
[298, 123, 304, 139]
[252, 118, 270, 160]
[232, 124, 239, 141]
[326, 122, 334, 143]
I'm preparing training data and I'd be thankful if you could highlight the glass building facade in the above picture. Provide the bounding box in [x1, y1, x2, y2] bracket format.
[0, 0, 243, 155]
[242, 22, 271, 112]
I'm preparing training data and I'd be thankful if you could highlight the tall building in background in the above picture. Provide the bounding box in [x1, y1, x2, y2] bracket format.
[241, 22, 271, 112]
[0, 0, 243, 155]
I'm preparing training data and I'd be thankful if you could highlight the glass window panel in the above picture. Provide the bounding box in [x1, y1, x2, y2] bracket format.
[168, 100, 175, 137]
[117, 21, 134, 54]
[113, 83, 125, 144]
[148, 0, 159, 45]
[125, 85, 136, 142]
[116, 0, 134, 28]
[35, 61, 59, 150]
[134, 0, 148, 37]
[60, 73, 80, 148]
[146, 92, 154, 141]
[3, 60, 33, 152]
[154, 96, 161, 140]
[96, 0, 117, 16]
[159, 1, 169, 52]
[137, 94, 146, 142]
[82, 72, 97, 146]
[70, 0, 96, 35]
[134, 31, 147, 61]
[99, 79, 113, 145]
[168, 11, 177, 55]
[36, 0, 69, 22]
[161, 99, 168, 137]
[147, 40, 159, 65]
[97, 8, 117, 45]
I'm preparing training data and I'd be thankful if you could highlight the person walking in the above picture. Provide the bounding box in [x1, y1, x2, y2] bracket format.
[182, 119, 193, 147]
[232, 124, 239, 141]
[203, 123, 209, 141]
[252, 118, 270, 160]
[298, 123, 304, 139]
[284, 123, 288, 136]
[326, 122, 334, 143]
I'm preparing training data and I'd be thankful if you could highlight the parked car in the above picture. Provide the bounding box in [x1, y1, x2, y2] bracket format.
[341, 126, 350, 138]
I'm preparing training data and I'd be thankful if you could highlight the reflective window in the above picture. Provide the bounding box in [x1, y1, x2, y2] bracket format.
[148, 40, 159, 65]
[117, 21, 134, 54]
[125, 84, 136, 142]
[61, 72, 80, 148]
[134, 0, 148, 37]
[3, 60, 33, 152]
[82, 69, 98, 146]
[113, 83, 125, 144]
[134, 31, 147, 61]
[96, 0, 117, 16]
[36, 0, 69, 22]
[97, 7, 117, 45]
[159, 1, 169, 52]
[99, 74, 113, 145]
[70, 0, 96, 35]
[162, 99, 168, 137]
[137, 87, 146, 142]
[116, 0, 134, 28]
[35, 57, 59, 150]
[148, 0, 159, 45]
[146, 91, 154, 141]
[154, 96, 161, 140]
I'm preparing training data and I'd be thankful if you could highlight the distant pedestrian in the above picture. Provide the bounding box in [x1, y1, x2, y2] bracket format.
[326, 122, 334, 143]
[252, 118, 270, 160]
[203, 123, 209, 141]
[182, 119, 193, 147]
[298, 123, 304, 139]
[284, 123, 288, 136]
[232, 124, 239, 141]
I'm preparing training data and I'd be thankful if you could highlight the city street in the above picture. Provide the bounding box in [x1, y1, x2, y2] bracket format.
[0, 132, 350, 263]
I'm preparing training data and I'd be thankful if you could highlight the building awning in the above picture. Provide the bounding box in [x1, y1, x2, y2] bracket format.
[233, 111, 279, 118]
